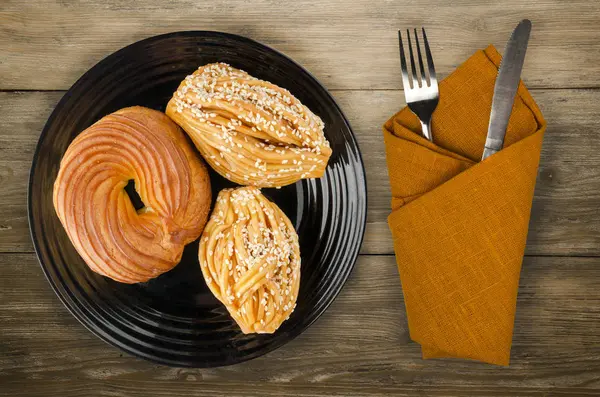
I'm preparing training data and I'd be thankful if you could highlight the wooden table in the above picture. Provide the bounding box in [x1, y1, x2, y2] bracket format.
[2, 1, 600, 395]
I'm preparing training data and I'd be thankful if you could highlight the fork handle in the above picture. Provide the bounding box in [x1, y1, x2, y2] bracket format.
[420, 119, 433, 142]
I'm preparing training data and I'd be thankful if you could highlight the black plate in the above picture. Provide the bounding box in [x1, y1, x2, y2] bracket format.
[28, 31, 367, 367]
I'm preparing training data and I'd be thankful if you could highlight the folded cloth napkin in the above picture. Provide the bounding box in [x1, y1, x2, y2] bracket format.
[383, 45, 546, 366]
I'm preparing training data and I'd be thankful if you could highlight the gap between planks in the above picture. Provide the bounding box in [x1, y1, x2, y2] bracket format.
[2, 87, 600, 93]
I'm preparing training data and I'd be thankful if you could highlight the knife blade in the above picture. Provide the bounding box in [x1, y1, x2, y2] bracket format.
[482, 19, 532, 160]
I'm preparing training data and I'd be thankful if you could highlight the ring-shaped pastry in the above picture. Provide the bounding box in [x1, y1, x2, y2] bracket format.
[53, 106, 212, 283]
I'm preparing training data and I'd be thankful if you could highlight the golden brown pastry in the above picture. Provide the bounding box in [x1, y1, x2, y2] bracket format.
[165, 63, 332, 187]
[199, 187, 301, 333]
[53, 106, 212, 284]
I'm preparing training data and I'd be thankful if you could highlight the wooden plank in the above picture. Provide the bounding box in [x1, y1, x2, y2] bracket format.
[0, 92, 61, 252]
[0, 253, 598, 396]
[1, 0, 600, 90]
[2, 382, 598, 397]
[1, 90, 599, 255]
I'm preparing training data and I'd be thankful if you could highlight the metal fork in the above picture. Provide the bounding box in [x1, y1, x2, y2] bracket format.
[398, 28, 439, 142]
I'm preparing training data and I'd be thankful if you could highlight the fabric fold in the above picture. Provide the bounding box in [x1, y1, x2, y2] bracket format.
[383, 45, 547, 365]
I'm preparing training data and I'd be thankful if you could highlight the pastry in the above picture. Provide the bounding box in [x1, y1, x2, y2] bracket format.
[165, 63, 332, 187]
[53, 106, 212, 284]
[199, 187, 301, 333]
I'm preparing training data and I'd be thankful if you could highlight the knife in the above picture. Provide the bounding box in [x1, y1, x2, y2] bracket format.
[482, 19, 532, 160]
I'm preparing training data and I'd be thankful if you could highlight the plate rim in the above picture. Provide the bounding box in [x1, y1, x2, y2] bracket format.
[28, 30, 368, 367]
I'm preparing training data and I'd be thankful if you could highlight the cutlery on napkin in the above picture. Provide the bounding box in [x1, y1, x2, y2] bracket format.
[398, 28, 439, 142]
[383, 40, 546, 365]
[483, 19, 532, 160]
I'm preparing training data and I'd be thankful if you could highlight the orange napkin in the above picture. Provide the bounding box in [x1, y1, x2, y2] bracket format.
[383, 45, 546, 366]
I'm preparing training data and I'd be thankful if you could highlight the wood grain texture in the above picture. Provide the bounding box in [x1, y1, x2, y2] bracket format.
[2, 90, 600, 255]
[2, 1, 600, 394]
[1, 0, 600, 90]
[0, 253, 598, 396]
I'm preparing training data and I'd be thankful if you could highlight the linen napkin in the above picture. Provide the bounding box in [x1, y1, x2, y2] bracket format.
[383, 45, 546, 366]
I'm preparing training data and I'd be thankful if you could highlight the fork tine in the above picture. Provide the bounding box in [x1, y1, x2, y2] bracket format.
[413, 28, 428, 87]
[398, 30, 412, 90]
[406, 29, 420, 89]
[422, 27, 437, 86]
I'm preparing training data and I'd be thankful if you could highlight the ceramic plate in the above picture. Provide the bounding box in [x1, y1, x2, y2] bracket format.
[29, 31, 367, 367]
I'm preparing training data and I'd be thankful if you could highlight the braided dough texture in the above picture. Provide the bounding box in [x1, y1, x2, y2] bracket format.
[166, 63, 332, 188]
[53, 106, 212, 284]
[199, 187, 300, 333]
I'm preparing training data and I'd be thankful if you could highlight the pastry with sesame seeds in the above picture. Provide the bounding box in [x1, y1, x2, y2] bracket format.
[53, 106, 212, 283]
[165, 63, 332, 187]
[199, 187, 300, 333]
